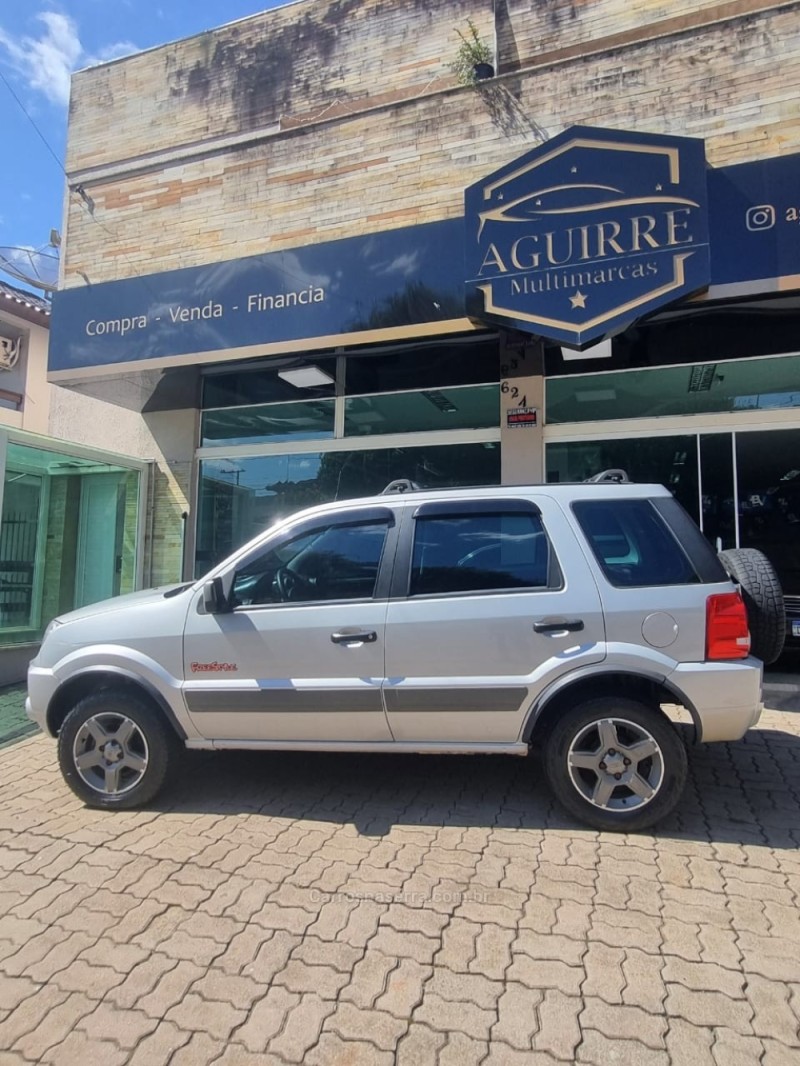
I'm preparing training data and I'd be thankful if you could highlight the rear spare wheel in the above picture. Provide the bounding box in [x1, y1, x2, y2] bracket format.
[718, 548, 785, 664]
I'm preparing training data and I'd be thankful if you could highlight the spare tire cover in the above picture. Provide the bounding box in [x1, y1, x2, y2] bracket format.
[718, 548, 785, 665]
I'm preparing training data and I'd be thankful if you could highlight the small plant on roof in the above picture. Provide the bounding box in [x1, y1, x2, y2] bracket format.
[451, 19, 495, 87]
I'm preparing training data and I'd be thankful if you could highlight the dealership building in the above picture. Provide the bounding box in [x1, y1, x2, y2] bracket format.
[48, 0, 800, 632]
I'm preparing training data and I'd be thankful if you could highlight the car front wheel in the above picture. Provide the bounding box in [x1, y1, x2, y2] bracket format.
[543, 697, 688, 832]
[57, 690, 175, 809]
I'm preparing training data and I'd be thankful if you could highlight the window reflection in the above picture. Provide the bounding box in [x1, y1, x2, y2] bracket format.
[736, 430, 800, 596]
[344, 385, 498, 436]
[546, 437, 699, 523]
[201, 400, 336, 446]
[546, 354, 800, 424]
[196, 443, 500, 573]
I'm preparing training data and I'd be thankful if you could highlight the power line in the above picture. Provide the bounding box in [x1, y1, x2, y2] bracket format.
[0, 67, 66, 175]
[0, 67, 170, 299]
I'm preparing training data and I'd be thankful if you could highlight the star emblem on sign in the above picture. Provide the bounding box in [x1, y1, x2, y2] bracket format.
[569, 291, 587, 309]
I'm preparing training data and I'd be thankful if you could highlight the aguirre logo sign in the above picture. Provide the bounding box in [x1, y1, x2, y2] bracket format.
[465, 126, 711, 348]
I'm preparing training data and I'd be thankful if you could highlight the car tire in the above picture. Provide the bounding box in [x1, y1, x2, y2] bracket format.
[543, 697, 688, 832]
[718, 548, 785, 665]
[57, 690, 175, 809]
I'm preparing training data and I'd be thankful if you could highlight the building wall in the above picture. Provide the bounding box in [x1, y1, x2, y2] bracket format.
[19, 319, 51, 435]
[61, 0, 800, 287]
[0, 312, 51, 434]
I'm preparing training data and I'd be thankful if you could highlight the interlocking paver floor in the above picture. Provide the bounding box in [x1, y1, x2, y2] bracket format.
[0, 700, 798, 1065]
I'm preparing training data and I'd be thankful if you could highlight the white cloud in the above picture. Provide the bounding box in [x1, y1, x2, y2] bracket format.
[0, 12, 138, 106]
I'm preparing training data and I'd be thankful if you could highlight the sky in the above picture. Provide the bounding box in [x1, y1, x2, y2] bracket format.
[0, 1, 290, 292]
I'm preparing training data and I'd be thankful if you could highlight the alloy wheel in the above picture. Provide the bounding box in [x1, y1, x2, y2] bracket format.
[566, 716, 664, 811]
[72, 712, 149, 796]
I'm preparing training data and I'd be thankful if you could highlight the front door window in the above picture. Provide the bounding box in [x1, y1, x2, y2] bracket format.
[232, 520, 390, 607]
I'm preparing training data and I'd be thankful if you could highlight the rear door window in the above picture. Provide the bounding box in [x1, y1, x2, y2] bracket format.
[573, 499, 699, 587]
[409, 511, 557, 596]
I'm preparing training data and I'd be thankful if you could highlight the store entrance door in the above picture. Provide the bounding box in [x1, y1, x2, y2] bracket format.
[75, 473, 126, 608]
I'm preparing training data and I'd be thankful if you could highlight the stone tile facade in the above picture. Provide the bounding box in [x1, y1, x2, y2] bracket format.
[61, 0, 800, 286]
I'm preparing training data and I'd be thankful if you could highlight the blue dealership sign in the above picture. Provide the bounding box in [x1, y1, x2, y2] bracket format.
[48, 220, 467, 376]
[708, 153, 800, 286]
[465, 126, 712, 348]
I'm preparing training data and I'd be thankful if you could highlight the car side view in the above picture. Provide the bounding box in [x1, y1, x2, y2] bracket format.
[27, 477, 779, 831]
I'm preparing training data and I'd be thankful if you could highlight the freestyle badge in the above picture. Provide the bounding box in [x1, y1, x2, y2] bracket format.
[465, 126, 712, 348]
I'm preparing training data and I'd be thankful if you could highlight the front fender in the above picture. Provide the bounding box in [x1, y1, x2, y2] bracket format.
[32, 644, 200, 741]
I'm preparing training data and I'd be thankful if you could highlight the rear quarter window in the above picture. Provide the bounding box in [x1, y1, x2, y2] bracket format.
[572, 499, 700, 587]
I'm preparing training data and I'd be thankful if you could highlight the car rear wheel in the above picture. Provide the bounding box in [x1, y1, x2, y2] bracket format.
[718, 547, 785, 665]
[543, 697, 688, 832]
[57, 690, 174, 809]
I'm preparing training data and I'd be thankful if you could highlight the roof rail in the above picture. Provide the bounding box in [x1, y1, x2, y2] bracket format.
[381, 479, 422, 495]
[584, 468, 630, 483]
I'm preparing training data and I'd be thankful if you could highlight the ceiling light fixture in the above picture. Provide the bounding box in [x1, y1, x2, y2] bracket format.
[561, 338, 613, 362]
[277, 366, 334, 388]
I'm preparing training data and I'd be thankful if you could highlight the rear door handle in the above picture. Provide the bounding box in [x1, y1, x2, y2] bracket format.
[331, 630, 378, 645]
[533, 618, 585, 634]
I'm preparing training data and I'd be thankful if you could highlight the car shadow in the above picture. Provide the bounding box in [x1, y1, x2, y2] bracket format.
[153, 726, 800, 848]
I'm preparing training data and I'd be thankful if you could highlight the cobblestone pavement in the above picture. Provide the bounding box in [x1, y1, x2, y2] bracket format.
[0, 703, 798, 1066]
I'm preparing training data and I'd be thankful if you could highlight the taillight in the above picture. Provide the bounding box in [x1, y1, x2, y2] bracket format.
[706, 592, 751, 660]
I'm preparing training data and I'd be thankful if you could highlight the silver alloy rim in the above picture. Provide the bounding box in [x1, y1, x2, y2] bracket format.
[566, 717, 664, 812]
[72, 713, 149, 796]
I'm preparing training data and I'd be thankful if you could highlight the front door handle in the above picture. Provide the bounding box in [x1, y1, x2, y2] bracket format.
[533, 618, 585, 634]
[331, 630, 378, 645]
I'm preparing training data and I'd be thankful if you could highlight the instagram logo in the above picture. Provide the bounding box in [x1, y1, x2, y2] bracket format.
[745, 204, 776, 231]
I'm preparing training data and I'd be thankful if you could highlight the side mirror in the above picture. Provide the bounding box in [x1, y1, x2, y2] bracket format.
[202, 576, 230, 614]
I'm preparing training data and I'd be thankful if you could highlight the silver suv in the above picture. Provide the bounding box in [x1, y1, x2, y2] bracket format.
[27, 480, 765, 831]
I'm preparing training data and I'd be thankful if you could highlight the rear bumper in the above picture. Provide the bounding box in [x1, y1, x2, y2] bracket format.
[668, 657, 763, 743]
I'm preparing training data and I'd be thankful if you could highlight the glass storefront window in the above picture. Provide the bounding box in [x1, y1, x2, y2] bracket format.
[344, 338, 499, 395]
[545, 436, 699, 522]
[736, 429, 800, 597]
[343, 385, 499, 436]
[699, 433, 736, 551]
[546, 353, 800, 424]
[0, 440, 142, 645]
[201, 400, 336, 447]
[546, 427, 800, 599]
[196, 442, 501, 572]
[203, 358, 338, 407]
[200, 338, 500, 447]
